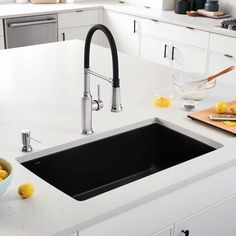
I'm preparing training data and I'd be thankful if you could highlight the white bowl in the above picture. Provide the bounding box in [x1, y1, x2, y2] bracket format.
[0, 158, 13, 196]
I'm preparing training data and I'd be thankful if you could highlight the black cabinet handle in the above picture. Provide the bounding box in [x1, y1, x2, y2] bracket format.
[134, 20, 136, 33]
[182, 230, 190, 236]
[62, 32, 65, 41]
[171, 46, 175, 60]
[151, 19, 159, 22]
[164, 44, 167, 58]
[224, 54, 233, 58]
[76, 10, 84, 13]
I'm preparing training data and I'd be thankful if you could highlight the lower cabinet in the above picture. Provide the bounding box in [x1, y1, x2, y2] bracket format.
[140, 36, 170, 67]
[150, 226, 174, 236]
[140, 34, 207, 74]
[208, 52, 236, 86]
[0, 36, 4, 49]
[58, 26, 99, 44]
[170, 43, 207, 74]
[174, 196, 236, 236]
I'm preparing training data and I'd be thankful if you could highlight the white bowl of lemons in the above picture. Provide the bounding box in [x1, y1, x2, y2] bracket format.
[0, 158, 13, 196]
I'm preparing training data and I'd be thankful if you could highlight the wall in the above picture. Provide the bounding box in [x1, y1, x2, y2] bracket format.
[220, 0, 236, 17]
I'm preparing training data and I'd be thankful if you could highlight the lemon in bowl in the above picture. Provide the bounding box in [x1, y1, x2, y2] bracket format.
[0, 158, 13, 196]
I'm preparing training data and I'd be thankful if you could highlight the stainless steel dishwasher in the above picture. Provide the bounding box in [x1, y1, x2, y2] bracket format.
[4, 14, 58, 49]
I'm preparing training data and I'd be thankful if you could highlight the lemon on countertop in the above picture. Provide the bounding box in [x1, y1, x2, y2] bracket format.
[153, 97, 172, 108]
[18, 183, 34, 199]
[231, 104, 236, 115]
[215, 101, 228, 114]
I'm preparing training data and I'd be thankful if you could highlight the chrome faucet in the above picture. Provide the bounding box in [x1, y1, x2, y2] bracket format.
[81, 24, 122, 135]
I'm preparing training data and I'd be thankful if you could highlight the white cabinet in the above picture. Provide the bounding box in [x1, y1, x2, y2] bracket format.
[0, 18, 4, 49]
[104, 11, 140, 56]
[140, 36, 207, 73]
[208, 52, 236, 86]
[58, 26, 99, 43]
[151, 226, 173, 236]
[0, 36, 4, 49]
[170, 43, 207, 73]
[58, 9, 100, 44]
[140, 36, 170, 66]
[174, 196, 236, 236]
[139, 18, 208, 73]
[208, 33, 236, 86]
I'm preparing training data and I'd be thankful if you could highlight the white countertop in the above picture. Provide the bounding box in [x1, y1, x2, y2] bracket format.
[0, 0, 236, 38]
[0, 40, 236, 236]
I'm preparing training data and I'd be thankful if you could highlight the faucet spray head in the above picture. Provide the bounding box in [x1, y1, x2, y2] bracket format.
[111, 87, 123, 112]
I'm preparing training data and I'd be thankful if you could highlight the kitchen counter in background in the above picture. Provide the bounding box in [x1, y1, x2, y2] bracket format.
[0, 39, 236, 236]
[0, 0, 235, 38]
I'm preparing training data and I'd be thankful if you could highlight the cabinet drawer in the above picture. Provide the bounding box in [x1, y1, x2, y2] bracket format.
[209, 33, 236, 57]
[140, 18, 209, 49]
[58, 9, 99, 29]
[0, 19, 3, 36]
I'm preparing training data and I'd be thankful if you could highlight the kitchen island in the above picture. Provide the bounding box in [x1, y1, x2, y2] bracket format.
[0, 40, 236, 236]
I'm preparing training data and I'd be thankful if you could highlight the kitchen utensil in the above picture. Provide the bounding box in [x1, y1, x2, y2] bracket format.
[188, 100, 236, 135]
[187, 66, 235, 89]
[209, 114, 236, 121]
[0, 158, 13, 196]
[173, 72, 216, 100]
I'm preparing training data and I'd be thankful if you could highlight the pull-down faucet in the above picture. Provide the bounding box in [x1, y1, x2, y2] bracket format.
[81, 24, 122, 135]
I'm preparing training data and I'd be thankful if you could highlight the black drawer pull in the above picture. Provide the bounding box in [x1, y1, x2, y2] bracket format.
[134, 20, 136, 33]
[224, 54, 233, 58]
[182, 230, 190, 236]
[172, 46, 176, 60]
[62, 32, 65, 41]
[164, 44, 167, 58]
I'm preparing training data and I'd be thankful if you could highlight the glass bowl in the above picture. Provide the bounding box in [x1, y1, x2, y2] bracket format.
[173, 72, 216, 101]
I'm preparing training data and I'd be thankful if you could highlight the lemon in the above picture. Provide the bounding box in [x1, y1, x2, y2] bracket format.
[0, 178, 3, 182]
[18, 183, 34, 199]
[231, 104, 236, 115]
[154, 97, 172, 108]
[215, 101, 228, 114]
[0, 169, 8, 179]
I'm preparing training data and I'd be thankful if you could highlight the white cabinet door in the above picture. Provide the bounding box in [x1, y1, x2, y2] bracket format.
[140, 35, 170, 66]
[174, 196, 236, 236]
[170, 43, 208, 74]
[208, 52, 236, 86]
[0, 36, 5, 49]
[58, 26, 99, 43]
[58, 10, 99, 29]
[104, 11, 139, 56]
[150, 226, 173, 236]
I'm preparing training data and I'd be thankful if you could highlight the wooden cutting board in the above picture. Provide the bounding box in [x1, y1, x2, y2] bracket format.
[188, 100, 236, 135]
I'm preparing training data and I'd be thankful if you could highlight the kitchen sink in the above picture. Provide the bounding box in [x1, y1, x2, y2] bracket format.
[21, 122, 216, 201]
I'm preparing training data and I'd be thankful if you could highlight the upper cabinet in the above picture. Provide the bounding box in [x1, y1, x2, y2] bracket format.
[103, 11, 140, 56]
[58, 9, 101, 44]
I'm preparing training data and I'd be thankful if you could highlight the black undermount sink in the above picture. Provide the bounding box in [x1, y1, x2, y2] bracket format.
[21, 123, 216, 201]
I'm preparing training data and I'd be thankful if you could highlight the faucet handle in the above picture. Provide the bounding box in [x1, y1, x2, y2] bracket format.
[97, 84, 101, 101]
[96, 84, 104, 110]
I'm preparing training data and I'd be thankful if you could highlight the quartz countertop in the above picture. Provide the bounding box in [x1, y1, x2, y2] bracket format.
[0, 0, 235, 38]
[0, 40, 236, 235]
